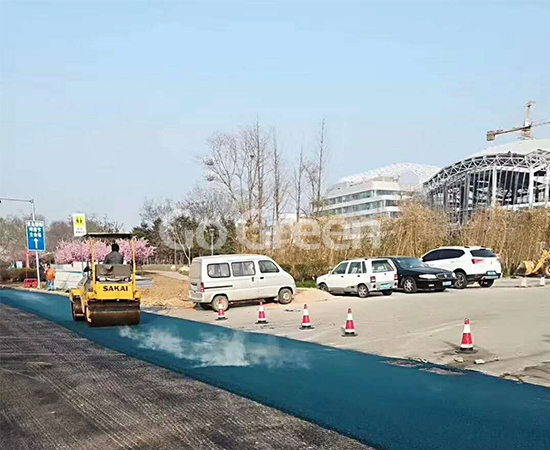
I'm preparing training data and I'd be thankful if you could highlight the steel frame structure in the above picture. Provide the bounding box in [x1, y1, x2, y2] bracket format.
[424, 149, 550, 222]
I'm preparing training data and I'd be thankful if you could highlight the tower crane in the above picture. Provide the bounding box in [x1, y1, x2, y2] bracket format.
[486, 101, 550, 141]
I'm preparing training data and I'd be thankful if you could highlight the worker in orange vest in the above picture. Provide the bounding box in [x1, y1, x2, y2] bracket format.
[46, 264, 56, 291]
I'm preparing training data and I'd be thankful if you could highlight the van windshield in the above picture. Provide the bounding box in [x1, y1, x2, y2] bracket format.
[190, 261, 201, 279]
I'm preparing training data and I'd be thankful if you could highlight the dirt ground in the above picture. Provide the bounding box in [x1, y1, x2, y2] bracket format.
[140, 273, 191, 307]
[145, 277, 550, 388]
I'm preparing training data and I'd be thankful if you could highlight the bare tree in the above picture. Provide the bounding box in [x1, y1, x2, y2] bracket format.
[180, 185, 236, 223]
[315, 118, 328, 215]
[271, 130, 288, 224]
[201, 122, 272, 245]
[292, 142, 305, 219]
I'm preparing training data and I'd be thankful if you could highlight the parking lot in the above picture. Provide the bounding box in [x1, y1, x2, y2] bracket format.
[148, 278, 550, 387]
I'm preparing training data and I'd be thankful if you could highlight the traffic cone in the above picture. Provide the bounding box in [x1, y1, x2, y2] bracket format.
[257, 302, 268, 324]
[460, 318, 473, 351]
[343, 308, 357, 337]
[300, 304, 312, 329]
[521, 277, 527, 288]
[540, 277, 546, 287]
[217, 307, 227, 321]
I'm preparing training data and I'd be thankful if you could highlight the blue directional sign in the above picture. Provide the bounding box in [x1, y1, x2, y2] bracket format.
[26, 220, 46, 252]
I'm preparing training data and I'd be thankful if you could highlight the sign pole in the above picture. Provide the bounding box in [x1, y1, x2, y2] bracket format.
[31, 199, 41, 288]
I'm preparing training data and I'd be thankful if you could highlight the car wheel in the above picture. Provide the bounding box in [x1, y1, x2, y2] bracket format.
[211, 295, 229, 312]
[454, 271, 467, 289]
[403, 277, 418, 293]
[479, 279, 494, 288]
[382, 290, 393, 296]
[318, 283, 329, 293]
[357, 284, 369, 298]
[278, 288, 293, 305]
[199, 303, 211, 310]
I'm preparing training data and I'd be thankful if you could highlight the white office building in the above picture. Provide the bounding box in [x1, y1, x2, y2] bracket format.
[322, 163, 440, 219]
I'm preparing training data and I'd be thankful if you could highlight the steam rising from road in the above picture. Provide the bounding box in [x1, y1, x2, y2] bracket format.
[119, 327, 309, 369]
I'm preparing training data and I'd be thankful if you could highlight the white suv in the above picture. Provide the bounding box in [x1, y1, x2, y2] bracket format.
[421, 246, 502, 289]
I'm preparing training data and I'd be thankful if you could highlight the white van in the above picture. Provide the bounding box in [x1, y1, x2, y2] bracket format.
[189, 254, 296, 311]
[316, 258, 398, 297]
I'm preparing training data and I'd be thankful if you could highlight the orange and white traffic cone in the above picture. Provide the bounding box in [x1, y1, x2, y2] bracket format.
[343, 308, 357, 337]
[217, 307, 227, 321]
[460, 318, 473, 351]
[540, 276, 546, 287]
[521, 277, 527, 288]
[257, 302, 268, 324]
[300, 304, 312, 329]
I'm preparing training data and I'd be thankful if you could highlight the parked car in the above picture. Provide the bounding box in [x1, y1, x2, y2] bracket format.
[316, 258, 398, 297]
[421, 246, 502, 289]
[387, 257, 455, 293]
[189, 255, 296, 311]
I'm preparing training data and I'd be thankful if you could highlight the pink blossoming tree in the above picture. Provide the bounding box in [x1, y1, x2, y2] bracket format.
[55, 239, 154, 265]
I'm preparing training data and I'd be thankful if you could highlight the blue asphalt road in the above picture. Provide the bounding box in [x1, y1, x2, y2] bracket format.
[2, 289, 549, 450]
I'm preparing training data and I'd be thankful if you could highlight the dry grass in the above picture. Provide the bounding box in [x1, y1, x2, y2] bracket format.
[140, 273, 192, 308]
[258, 201, 550, 277]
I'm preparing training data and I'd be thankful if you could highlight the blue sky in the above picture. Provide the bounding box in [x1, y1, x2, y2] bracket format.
[1, 0, 549, 227]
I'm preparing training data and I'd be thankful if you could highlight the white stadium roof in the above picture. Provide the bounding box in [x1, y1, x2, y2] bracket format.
[336, 163, 441, 186]
[466, 138, 550, 159]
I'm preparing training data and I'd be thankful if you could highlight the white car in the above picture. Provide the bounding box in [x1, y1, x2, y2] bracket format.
[189, 254, 296, 311]
[316, 258, 398, 298]
[421, 246, 502, 289]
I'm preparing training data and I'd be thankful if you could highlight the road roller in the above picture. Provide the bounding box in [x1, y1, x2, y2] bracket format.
[70, 233, 141, 327]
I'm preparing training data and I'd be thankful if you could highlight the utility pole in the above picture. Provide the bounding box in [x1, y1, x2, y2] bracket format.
[0, 197, 41, 287]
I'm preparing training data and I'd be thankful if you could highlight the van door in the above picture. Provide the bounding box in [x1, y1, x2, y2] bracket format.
[189, 260, 202, 302]
[370, 259, 395, 290]
[230, 260, 260, 301]
[326, 262, 349, 292]
[257, 260, 284, 298]
[345, 260, 365, 292]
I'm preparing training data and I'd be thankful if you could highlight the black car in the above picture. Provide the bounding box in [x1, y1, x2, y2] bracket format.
[387, 257, 455, 293]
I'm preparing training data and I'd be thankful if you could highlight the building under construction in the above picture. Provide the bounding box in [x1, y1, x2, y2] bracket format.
[424, 102, 550, 222]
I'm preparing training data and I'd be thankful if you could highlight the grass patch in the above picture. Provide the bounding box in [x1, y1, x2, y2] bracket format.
[296, 280, 317, 288]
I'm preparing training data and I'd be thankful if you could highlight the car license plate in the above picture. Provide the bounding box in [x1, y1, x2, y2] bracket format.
[442, 281, 452, 287]
[487, 271, 496, 275]
[380, 283, 392, 290]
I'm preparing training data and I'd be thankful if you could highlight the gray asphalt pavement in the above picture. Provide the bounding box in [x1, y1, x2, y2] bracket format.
[0, 304, 369, 450]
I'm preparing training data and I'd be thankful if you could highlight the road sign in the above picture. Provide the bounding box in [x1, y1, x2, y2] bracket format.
[72, 213, 87, 237]
[26, 220, 46, 252]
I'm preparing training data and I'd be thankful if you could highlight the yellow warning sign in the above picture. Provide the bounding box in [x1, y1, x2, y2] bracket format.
[72, 213, 87, 237]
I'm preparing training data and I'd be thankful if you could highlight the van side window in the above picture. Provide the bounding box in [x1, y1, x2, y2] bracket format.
[332, 262, 348, 274]
[231, 261, 256, 277]
[259, 260, 279, 273]
[348, 262, 363, 274]
[372, 260, 393, 273]
[207, 263, 230, 278]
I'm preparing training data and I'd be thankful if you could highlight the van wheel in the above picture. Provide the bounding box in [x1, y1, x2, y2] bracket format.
[357, 284, 369, 298]
[318, 283, 329, 293]
[382, 290, 393, 296]
[278, 288, 293, 305]
[454, 271, 467, 289]
[479, 280, 494, 288]
[211, 295, 229, 312]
